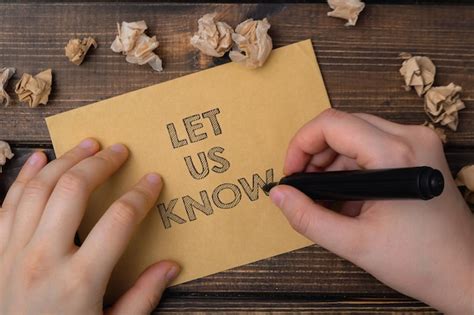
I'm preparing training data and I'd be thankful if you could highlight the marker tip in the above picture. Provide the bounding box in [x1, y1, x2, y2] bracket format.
[262, 182, 277, 193]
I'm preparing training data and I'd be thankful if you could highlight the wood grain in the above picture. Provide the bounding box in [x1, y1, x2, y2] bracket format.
[0, 3, 473, 145]
[154, 296, 439, 314]
[1, 3, 473, 313]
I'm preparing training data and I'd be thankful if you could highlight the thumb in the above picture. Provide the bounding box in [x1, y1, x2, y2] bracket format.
[107, 261, 180, 315]
[270, 185, 366, 261]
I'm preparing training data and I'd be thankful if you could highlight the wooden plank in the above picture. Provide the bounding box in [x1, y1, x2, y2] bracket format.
[153, 296, 439, 314]
[0, 3, 473, 146]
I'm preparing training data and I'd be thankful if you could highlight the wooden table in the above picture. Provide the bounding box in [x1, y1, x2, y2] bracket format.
[1, 2, 473, 314]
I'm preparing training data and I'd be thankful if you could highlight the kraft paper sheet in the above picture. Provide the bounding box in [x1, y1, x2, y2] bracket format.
[46, 39, 331, 301]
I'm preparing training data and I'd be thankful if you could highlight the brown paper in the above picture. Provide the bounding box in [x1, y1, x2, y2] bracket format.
[15, 69, 52, 108]
[111, 21, 163, 71]
[455, 165, 474, 204]
[65, 37, 97, 65]
[46, 40, 329, 302]
[424, 83, 465, 131]
[0, 140, 14, 173]
[190, 13, 234, 57]
[229, 18, 272, 69]
[327, 0, 365, 26]
[0, 67, 15, 107]
[399, 53, 436, 97]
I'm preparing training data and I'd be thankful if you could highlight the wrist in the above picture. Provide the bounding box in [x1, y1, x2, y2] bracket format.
[439, 219, 474, 314]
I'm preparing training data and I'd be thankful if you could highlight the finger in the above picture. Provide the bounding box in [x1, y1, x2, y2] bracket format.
[307, 147, 338, 170]
[284, 109, 399, 175]
[324, 155, 360, 172]
[353, 113, 407, 136]
[33, 144, 129, 254]
[106, 261, 180, 315]
[77, 173, 162, 278]
[304, 164, 321, 173]
[355, 114, 446, 155]
[8, 139, 100, 251]
[337, 201, 364, 217]
[0, 151, 47, 253]
[270, 185, 367, 262]
[306, 154, 358, 176]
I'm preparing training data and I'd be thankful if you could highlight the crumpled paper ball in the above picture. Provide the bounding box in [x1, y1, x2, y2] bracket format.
[191, 13, 234, 57]
[229, 18, 273, 69]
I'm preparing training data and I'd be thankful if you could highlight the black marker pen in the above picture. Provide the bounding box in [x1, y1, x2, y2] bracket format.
[263, 166, 444, 200]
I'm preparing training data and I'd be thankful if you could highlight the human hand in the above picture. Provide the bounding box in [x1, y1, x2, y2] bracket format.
[269, 109, 474, 314]
[0, 139, 180, 315]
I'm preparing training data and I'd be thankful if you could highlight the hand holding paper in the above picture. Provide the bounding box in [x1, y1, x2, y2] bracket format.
[0, 140, 180, 315]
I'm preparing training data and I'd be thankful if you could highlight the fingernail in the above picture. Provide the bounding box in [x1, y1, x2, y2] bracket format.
[110, 143, 126, 153]
[79, 138, 95, 149]
[146, 173, 161, 185]
[270, 188, 285, 208]
[28, 151, 43, 165]
[165, 265, 180, 283]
